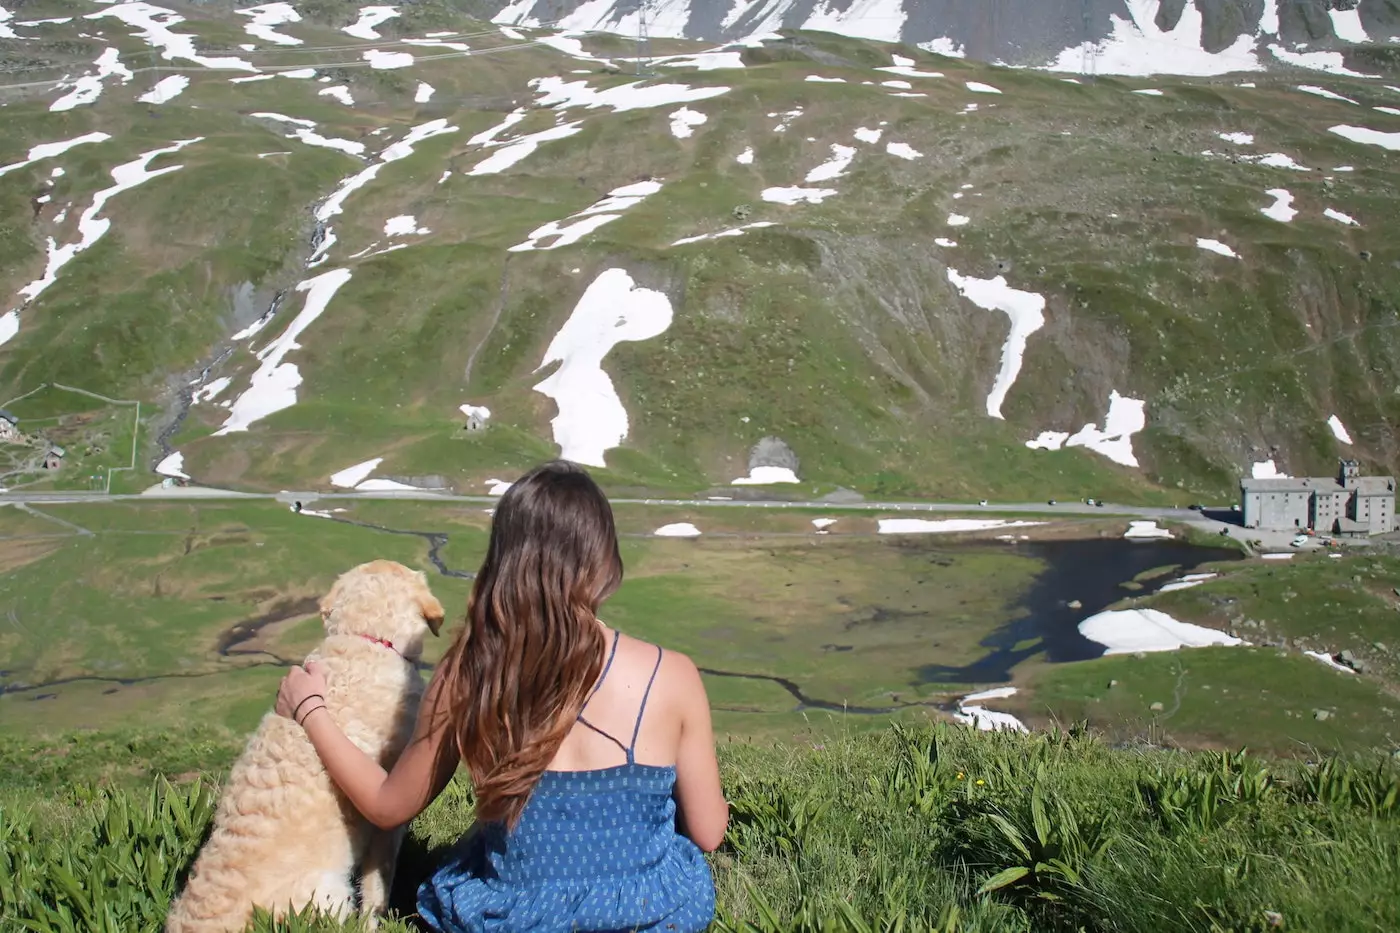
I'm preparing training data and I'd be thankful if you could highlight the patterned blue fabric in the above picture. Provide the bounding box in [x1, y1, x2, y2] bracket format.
[418, 638, 716, 933]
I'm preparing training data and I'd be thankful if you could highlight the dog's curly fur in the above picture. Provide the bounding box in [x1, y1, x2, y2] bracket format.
[165, 560, 445, 933]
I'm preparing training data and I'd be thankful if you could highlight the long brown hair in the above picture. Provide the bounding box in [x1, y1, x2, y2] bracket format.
[433, 460, 623, 828]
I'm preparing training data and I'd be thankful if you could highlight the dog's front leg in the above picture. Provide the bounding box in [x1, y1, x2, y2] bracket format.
[359, 823, 406, 924]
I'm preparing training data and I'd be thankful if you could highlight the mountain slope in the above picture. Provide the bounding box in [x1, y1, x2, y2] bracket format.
[1, 2, 1399, 501]
[490, 0, 1400, 77]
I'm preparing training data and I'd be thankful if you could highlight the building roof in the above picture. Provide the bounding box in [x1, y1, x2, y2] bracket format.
[1241, 475, 1395, 494]
[0, 408, 15, 424]
[1240, 476, 1341, 493]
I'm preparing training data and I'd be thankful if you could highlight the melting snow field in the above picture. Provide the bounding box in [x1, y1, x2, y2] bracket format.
[469, 122, 582, 176]
[415, 82, 435, 103]
[953, 686, 1027, 733]
[88, 3, 257, 71]
[1329, 125, 1400, 152]
[1024, 391, 1147, 468]
[854, 127, 883, 143]
[509, 180, 661, 252]
[1218, 131, 1254, 145]
[947, 213, 970, 226]
[530, 76, 730, 114]
[885, 142, 922, 160]
[138, 74, 190, 104]
[330, 457, 383, 488]
[877, 54, 943, 79]
[532, 269, 672, 467]
[945, 271, 1046, 420]
[736, 147, 755, 164]
[877, 519, 1045, 535]
[1260, 189, 1297, 222]
[2, 138, 201, 347]
[965, 81, 1001, 94]
[732, 466, 799, 485]
[253, 113, 365, 156]
[1080, 608, 1243, 655]
[384, 215, 429, 236]
[1124, 521, 1172, 540]
[1158, 572, 1217, 593]
[320, 85, 354, 105]
[1252, 459, 1289, 479]
[1046, 0, 1261, 77]
[215, 268, 352, 434]
[364, 49, 414, 69]
[654, 523, 701, 537]
[1324, 207, 1359, 226]
[1196, 238, 1237, 258]
[1328, 415, 1353, 445]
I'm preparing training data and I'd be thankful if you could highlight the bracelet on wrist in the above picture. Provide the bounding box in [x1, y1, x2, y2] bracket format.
[291, 693, 324, 722]
[297, 704, 328, 727]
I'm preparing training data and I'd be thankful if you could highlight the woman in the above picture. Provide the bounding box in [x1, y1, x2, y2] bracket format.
[276, 460, 728, 932]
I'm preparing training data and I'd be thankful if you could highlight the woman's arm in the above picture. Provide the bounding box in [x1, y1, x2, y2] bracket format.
[668, 653, 729, 852]
[277, 662, 459, 830]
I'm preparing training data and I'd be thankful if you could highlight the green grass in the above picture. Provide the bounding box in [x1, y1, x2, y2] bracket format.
[4, 721, 1400, 931]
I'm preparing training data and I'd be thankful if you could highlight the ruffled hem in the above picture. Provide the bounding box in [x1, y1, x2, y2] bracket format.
[417, 839, 714, 933]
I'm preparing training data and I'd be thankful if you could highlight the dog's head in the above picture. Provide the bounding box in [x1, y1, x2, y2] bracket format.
[320, 560, 446, 661]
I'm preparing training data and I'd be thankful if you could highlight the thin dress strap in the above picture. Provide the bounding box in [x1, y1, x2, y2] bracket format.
[626, 645, 664, 764]
[576, 629, 629, 757]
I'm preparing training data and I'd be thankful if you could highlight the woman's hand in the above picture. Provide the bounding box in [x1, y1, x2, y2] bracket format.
[275, 660, 329, 725]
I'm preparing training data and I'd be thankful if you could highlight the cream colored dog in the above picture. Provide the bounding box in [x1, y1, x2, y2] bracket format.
[166, 560, 445, 933]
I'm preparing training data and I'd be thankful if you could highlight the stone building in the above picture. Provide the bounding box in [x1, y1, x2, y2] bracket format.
[1240, 459, 1395, 535]
[0, 409, 17, 442]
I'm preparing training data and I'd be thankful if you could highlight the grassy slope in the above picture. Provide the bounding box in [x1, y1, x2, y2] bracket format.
[3, 722, 1399, 931]
[2, 15, 1398, 501]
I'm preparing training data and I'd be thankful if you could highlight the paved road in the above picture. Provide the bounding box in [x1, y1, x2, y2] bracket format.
[0, 484, 1209, 520]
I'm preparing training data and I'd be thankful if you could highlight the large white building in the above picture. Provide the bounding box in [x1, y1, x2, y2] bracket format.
[1240, 460, 1395, 536]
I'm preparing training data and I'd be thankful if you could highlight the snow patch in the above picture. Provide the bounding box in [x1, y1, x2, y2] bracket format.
[51, 47, 132, 112]
[1080, 608, 1243, 655]
[355, 478, 420, 492]
[1218, 131, 1254, 145]
[934, 237, 957, 247]
[508, 179, 660, 252]
[945, 271, 1046, 420]
[885, 142, 922, 160]
[1133, 88, 1164, 96]
[1329, 124, 1400, 152]
[1297, 85, 1357, 105]
[1260, 189, 1296, 222]
[214, 268, 353, 435]
[805, 75, 846, 83]
[364, 49, 414, 69]
[877, 519, 1045, 535]
[954, 686, 1027, 732]
[415, 82, 435, 103]
[319, 85, 354, 105]
[1158, 572, 1217, 593]
[155, 452, 189, 479]
[732, 466, 799, 485]
[343, 5, 399, 40]
[1196, 238, 1237, 258]
[87, 4, 258, 71]
[1324, 208, 1358, 227]
[384, 215, 429, 236]
[761, 186, 837, 205]
[966, 81, 1001, 94]
[236, 3, 301, 46]
[1305, 650, 1357, 674]
[531, 75, 729, 114]
[1270, 45, 1373, 78]
[671, 221, 774, 246]
[947, 213, 970, 226]
[0, 132, 111, 178]
[1328, 6, 1369, 43]
[805, 144, 856, 182]
[330, 457, 383, 488]
[736, 146, 755, 164]
[138, 74, 188, 104]
[854, 126, 883, 143]
[1124, 520, 1172, 539]
[531, 268, 672, 467]
[669, 106, 707, 138]
[654, 522, 701, 537]
[1252, 459, 1289, 479]
[1046, 0, 1261, 77]
[1327, 415, 1353, 445]
[1025, 392, 1146, 468]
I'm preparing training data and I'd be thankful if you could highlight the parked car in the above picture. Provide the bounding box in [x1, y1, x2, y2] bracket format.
[1291, 534, 1309, 547]
[1188, 503, 1205, 511]
[1048, 499, 1057, 506]
[978, 499, 988, 507]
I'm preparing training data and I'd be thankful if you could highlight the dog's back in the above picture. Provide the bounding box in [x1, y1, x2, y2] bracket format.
[165, 638, 424, 933]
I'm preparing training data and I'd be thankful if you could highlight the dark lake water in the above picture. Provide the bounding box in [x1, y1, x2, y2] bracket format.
[915, 537, 1240, 684]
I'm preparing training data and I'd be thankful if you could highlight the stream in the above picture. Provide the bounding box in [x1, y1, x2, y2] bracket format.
[3, 528, 1237, 710]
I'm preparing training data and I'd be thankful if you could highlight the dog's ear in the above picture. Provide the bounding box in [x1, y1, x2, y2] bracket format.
[420, 590, 446, 636]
